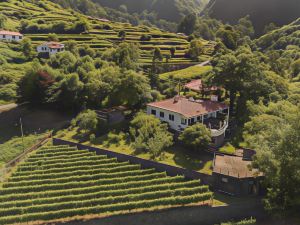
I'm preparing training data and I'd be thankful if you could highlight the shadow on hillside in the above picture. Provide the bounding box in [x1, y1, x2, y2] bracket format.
[0, 105, 74, 143]
[166, 146, 213, 172]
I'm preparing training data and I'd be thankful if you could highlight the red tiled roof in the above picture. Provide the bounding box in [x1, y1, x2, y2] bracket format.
[0, 30, 23, 36]
[184, 79, 219, 92]
[147, 96, 228, 118]
[41, 42, 64, 49]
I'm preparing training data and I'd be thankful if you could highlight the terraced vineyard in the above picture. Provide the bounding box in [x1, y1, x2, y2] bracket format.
[0, 145, 212, 224]
[0, 0, 215, 65]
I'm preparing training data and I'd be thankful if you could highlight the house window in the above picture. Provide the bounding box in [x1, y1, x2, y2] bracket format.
[169, 114, 174, 121]
[3, 35, 5, 38]
[151, 109, 156, 115]
[191, 118, 195, 124]
[197, 116, 201, 121]
[160, 112, 164, 118]
[181, 118, 186, 125]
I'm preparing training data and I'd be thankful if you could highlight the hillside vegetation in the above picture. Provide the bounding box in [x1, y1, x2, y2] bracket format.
[204, 0, 300, 35]
[93, 0, 208, 22]
[50, 0, 209, 31]
[0, 145, 212, 224]
[0, 0, 214, 65]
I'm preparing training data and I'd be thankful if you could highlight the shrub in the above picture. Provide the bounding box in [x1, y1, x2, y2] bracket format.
[179, 123, 211, 151]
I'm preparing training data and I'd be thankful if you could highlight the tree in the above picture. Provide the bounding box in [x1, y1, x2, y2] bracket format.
[113, 43, 140, 70]
[130, 112, 173, 158]
[18, 62, 58, 103]
[118, 30, 126, 40]
[243, 102, 300, 215]
[264, 22, 278, 34]
[72, 110, 98, 134]
[291, 59, 300, 78]
[179, 123, 211, 151]
[211, 46, 288, 121]
[187, 39, 204, 60]
[20, 38, 35, 60]
[47, 73, 84, 109]
[73, 18, 89, 33]
[64, 40, 78, 55]
[152, 47, 163, 62]
[170, 47, 176, 58]
[110, 70, 152, 108]
[177, 13, 197, 35]
[48, 33, 59, 42]
[0, 14, 7, 29]
[235, 15, 255, 38]
[216, 25, 239, 50]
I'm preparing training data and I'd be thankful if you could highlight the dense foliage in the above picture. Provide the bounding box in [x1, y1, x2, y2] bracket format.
[179, 123, 211, 151]
[130, 113, 173, 159]
[51, 0, 209, 32]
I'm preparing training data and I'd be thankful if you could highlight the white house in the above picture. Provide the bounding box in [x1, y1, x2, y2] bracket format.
[37, 42, 65, 55]
[147, 96, 229, 146]
[0, 30, 23, 42]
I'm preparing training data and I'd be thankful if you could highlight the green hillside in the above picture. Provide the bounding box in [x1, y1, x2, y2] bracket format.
[255, 18, 300, 50]
[93, 0, 209, 22]
[204, 0, 300, 35]
[0, 145, 212, 224]
[0, 0, 213, 65]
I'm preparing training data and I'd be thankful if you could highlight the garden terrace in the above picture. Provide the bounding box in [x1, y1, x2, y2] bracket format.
[0, 145, 212, 224]
[0, 0, 215, 65]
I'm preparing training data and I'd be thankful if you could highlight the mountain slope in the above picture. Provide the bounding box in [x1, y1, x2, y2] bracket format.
[204, 0, 300, 35]
[93, 0, 209, 22]
[255, 18, 300, 50]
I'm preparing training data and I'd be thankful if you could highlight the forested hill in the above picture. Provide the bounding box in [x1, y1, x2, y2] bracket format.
[204, 0, 300, 35]
[93, 0, 209, 22]
[50, 0, 209, 31]
[255, 18, 300, 50]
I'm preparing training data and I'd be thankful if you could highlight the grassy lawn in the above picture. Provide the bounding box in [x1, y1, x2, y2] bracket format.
[219, 143, 236, 155]
[0, 134, 44, 167]
[159, 65, 212, 81]
[58, 128, 214, 175]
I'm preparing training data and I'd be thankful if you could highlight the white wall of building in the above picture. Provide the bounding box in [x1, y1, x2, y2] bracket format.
[0, 34, 23, 42]
[147, 106, 186, 131]
[147, 105, 225, 131]
[37, 45, 64, 55]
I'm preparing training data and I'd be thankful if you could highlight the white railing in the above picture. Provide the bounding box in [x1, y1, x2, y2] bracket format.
[211, 120, 228, 137]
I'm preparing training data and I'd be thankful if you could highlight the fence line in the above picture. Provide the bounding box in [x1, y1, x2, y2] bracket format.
[0, 133, 52, 183]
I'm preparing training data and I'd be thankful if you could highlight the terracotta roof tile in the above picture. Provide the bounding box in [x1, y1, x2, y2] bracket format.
[213, 155, 263, 178]
[40, 42, 64, 49]
[147, 96, 228, 118]
[0, 30, 23, 36]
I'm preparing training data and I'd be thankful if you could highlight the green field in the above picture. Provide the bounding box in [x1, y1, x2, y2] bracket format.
[0, 145, 212, 224]
[160, 65, 213, 80]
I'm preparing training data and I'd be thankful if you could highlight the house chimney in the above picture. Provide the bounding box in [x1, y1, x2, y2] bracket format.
[174, 96, 180, 103]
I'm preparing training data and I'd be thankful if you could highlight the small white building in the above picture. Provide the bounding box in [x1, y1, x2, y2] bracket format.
[147, 96, 229, 146]
[37, 42, 65, 55]
[0, 30, 23, 42]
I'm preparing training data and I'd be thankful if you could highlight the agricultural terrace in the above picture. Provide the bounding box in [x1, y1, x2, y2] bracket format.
[0, 145, 212, 224]
[159, 64, 213, 81]
[0, 0, 215, 65]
